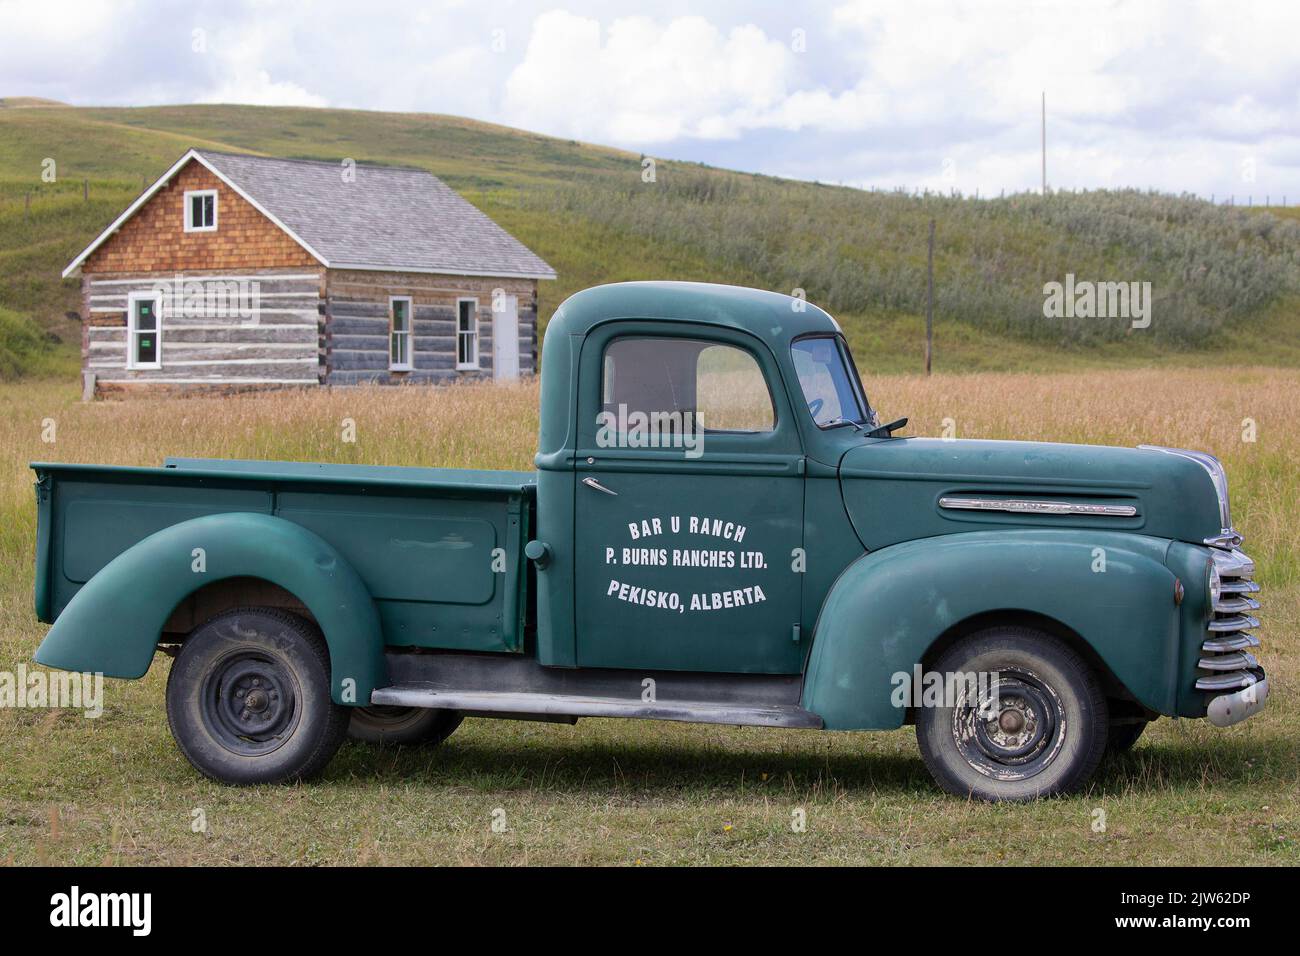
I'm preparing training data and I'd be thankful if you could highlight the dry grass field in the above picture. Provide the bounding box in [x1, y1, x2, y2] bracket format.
[1, 368, 1297, 865]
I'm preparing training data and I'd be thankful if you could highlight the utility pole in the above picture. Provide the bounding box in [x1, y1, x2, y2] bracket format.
[925, 218, 935, 376]
[1041, 91, 1047, 195]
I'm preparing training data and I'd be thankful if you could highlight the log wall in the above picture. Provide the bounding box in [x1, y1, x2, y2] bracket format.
[83, 270, 325, 396]
[324, 270, 538, 386]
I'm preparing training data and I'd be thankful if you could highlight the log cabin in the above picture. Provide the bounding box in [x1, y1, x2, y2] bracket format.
[63, 149, 556, 398]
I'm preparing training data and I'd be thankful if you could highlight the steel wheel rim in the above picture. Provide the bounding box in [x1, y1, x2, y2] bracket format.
[951, 669, 1067, 780]
[200, 650, 301, 756]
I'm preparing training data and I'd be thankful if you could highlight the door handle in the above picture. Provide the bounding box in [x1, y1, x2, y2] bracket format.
[582, 477, 618, 496]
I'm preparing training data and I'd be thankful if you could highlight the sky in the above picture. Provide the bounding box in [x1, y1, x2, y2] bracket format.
[3, 0, 1298, 200]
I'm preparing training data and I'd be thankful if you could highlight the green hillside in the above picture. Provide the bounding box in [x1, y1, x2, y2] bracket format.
[2, 102, 1299, 380]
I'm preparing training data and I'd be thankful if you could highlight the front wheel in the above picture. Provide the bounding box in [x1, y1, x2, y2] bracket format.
[166, 608, 349, 785]
[916, 627, 1108, 802]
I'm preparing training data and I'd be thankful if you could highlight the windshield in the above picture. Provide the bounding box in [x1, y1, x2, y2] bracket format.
[790, 336, 869, 427]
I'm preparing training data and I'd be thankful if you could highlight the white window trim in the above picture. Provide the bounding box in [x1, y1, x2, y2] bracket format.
[183, 189, 218, 233]
[126, 291, 162, 370]
[456, 297, 479, 369]
[389, 295, 414, 371]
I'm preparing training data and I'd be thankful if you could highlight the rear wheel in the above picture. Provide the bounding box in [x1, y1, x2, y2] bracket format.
[347, 706, 463, 745]
[916, 626, 1108, 802]
[166, 608, 349, 785]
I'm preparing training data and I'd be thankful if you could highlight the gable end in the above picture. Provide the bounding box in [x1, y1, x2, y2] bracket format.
[65, 152, 328, 277]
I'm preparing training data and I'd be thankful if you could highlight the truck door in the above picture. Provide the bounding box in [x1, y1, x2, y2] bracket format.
[572, 324, 806, 673]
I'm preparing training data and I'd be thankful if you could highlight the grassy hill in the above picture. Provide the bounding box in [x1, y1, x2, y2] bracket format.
[2, 102, 1299, 380]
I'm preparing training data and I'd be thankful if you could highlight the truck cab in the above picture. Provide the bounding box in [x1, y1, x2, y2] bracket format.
[32, 281, 1269, 801]
[535, 283, 859, 675]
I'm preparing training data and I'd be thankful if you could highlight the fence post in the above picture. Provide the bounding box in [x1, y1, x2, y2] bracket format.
[24, 192, 31, 221]
[925, 218, 935, 376]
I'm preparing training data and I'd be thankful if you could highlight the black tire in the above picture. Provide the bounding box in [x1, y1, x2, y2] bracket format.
[1105, 719, 1148, 755]
[916, 626, 1108, 802]
[347, 706, 463, 745]
[166, 608, 349, 785]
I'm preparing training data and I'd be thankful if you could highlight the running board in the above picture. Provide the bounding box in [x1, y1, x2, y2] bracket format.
[370, 684, 823, 729]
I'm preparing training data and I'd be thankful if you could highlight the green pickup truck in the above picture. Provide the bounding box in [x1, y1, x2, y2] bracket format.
[32, 281, 1268, 801]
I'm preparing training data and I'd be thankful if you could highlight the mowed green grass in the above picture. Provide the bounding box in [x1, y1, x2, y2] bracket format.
[1, 372, 1296, 866]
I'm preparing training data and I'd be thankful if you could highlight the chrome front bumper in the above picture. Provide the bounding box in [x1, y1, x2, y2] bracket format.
[1206, 677, 1269, 728]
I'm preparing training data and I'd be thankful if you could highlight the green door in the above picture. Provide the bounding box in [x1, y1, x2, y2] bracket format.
[572, 323, 806, 673]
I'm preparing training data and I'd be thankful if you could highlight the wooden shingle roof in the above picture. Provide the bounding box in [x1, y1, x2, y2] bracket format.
[65, 148, 556, 280]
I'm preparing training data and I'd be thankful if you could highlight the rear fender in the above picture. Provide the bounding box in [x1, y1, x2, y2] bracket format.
[801, 530, 1178, 729]
[33, 512, 385, 704]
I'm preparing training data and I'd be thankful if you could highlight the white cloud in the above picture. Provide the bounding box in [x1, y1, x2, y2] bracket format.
[1, 0, 1299, 197]
[199, 69, 327, 108]
[502, 11, 795, 143]
[0, 0, 123, 96]
[194, 20, 328, 108]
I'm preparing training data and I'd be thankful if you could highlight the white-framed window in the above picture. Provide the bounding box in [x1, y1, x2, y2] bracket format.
[389, 296, 413, 370]
[456, 298, 478, 369]
[183, 189, 218, 232]
[126, 291, 162, 369]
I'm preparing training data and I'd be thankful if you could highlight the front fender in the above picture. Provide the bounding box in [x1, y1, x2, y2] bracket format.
[34, 512, 386, 704]
[801, 530, 1179, 729]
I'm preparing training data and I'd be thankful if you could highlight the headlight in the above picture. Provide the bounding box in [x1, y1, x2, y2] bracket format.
[1208, 560, 1221, 608]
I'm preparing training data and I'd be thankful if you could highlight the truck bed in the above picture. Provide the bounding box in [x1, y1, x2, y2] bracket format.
[32, 458, 536, 654]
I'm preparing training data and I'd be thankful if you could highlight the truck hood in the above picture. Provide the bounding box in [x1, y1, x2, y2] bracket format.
[838, 437, 1224, 551]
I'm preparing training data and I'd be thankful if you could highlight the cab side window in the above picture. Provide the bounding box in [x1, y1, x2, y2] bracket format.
[602, 337, 774, 440]
[695, 344, 776, 431]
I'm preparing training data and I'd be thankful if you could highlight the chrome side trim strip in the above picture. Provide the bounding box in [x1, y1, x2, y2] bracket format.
[938, 496, 1137, 517]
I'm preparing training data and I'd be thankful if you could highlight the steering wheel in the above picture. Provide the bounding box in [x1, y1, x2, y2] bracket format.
[807, 398, 824, 419]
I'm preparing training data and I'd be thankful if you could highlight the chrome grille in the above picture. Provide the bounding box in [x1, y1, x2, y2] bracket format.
[1195, 548, 1264, 692]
